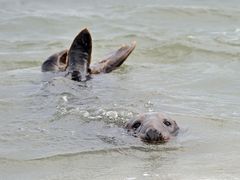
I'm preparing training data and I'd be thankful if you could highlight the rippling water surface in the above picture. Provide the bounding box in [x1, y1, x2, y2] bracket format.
[1, 0, 240, 179]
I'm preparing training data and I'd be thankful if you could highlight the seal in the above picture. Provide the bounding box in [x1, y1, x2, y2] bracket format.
[125, 112, 179, 143]
[41, 29, 179, 144]
[41, 28, 136, 81]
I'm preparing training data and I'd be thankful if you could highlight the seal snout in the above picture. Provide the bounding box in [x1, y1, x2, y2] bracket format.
[144, 128, 164, 142]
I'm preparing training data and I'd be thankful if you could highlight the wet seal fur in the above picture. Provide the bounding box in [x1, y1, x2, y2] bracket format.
[125, 112, 179, 143]
[42, 28, 136, 81]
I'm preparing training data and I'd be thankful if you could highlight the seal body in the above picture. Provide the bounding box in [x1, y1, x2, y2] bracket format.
[41, 49, 68, 72]
[125, 112, 179, 143]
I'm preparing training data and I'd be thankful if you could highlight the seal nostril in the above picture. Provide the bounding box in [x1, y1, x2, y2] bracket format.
[145, 131, 151, 141]
[158, 132, 162, 138]
[145, 129, 155, 141]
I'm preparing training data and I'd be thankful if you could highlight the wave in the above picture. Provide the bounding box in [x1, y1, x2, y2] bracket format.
[142, 41, 240, 59]
[134, 5, 240, 19]
[112, 34, 240, 60]
[0, 144, 180, 162]
[26, 144, 181, 161]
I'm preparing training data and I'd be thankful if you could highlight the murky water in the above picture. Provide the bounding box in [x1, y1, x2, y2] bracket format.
[1, 0, 240, 179]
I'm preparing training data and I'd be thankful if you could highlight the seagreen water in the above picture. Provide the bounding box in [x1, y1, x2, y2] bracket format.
[1, 0, 240, 179]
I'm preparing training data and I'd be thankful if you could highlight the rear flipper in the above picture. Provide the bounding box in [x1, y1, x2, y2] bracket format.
[67, 28, 92, 81]
[90, 41, 136, 74]
[41, 49, 68, 72]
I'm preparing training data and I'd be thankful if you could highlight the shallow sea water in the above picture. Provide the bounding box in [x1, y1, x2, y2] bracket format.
[0, 0, 240, 179]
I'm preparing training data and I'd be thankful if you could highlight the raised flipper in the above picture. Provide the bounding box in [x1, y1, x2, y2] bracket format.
[67, 28, 92, 81]
[41, 49, 68, 72]
[41, 28, 136, 81]
[90, 41, 136, 74]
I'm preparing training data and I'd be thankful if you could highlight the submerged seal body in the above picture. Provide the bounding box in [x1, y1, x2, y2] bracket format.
[41, 28, 136, 81]
[125, 112, 179, 143]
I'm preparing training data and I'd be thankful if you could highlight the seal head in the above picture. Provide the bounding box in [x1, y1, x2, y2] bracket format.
[125, 112, 179, 143]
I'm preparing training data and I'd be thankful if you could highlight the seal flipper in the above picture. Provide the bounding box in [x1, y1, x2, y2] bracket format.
[41, 49, 68, 72]
[90, 41, 136, 74]
[67, 28, 92, 81]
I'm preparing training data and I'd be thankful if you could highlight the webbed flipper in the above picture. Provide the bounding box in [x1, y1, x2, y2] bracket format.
[90, 41, 136, 74]
[67, 28, 92, 81]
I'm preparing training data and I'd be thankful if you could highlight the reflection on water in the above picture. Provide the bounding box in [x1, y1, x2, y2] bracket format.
[0, 0, 240, 179]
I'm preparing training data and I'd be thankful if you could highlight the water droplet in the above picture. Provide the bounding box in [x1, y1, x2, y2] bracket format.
[106, 111, 118, 120]
[96, 108, 106, 116]
[62, 95, 68, 102]
[126, 177, 136, 180]
[144, 101, 153, 108]
[143, 172, 150, 177]
[80, 110, 90, 117]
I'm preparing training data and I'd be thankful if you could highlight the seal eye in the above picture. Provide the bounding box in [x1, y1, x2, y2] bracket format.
[163, 119, 171, 126]
[132, 122, 141, 129]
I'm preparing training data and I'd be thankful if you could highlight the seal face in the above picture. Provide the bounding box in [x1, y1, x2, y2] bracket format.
[125, 112, 179, 143]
